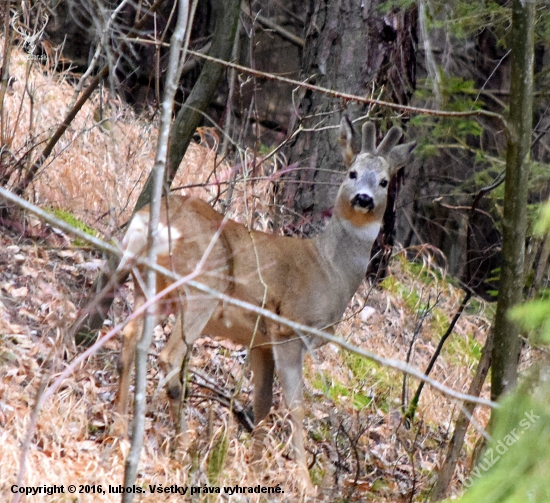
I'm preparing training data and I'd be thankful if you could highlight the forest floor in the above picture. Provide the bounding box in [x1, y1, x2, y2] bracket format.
[0, 223, 494, 502]
[0, 43, 500, 502]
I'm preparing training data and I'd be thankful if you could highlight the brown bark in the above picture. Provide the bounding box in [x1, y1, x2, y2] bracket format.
[134, 0, 241, 211]
[280, 0, 417, 236]
[491, 0, 534, 400]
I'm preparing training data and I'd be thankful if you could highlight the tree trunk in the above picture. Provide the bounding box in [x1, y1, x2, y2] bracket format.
[74, 0, 241, 342]
[280, 0, 417, 236]
[490, 0, 534, 401]
[135, 0, 241, 211]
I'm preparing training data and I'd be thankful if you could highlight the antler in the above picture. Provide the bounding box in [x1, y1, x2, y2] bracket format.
[360, 122, 376, 154]
[360, 122, 404, 157]
[360, 121, 416, 176]
[376, 126, 403, 156]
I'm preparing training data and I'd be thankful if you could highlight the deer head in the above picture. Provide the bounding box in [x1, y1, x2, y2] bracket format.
[335, 116, 416, 227]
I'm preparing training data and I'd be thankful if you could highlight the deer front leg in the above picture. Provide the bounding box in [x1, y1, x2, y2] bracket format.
[112, 296, 145, 437]
[272, 337, 314, 494]
[158, 314, 189, 436]
[249, 347, 275, 462]
[158, 298, 220, 439]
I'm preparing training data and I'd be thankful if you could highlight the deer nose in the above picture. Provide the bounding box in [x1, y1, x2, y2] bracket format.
[351, 193, 374, 211]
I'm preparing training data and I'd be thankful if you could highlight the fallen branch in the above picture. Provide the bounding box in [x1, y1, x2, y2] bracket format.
[190, 369, 255, 432]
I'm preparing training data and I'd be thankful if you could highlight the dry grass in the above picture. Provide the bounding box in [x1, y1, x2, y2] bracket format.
[0, 43, 500, 502]
[0, 236, 495, 502]
[2, 43, 240, 235]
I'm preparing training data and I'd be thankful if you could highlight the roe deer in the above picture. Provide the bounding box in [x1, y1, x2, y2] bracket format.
[113, 116, 416, 491]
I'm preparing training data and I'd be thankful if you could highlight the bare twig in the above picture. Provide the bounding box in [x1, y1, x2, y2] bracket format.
[0, 2, 16, 138]
[124, 37, 508, 130]
[66, 0, 132, 111]
[12, 0, 167, 196]
[10, 252, 214, 503]
[182, 50, 508, 130]
[242, 5, 305, 48]
[220, 21, 240, 161]
[402, 292, 441, 416]
[466, 170, 505, 288]
[122, 0, 194, 499]
[190, 369, 254, 432]
[405, 291, 473, 423]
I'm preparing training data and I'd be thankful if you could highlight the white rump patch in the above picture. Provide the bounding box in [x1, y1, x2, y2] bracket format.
[157, 221, 182, 249]
[118, 214, 182, 270]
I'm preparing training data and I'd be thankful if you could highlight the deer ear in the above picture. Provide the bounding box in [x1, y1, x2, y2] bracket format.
[388, 141, 417, 176]
[339, 115, 361, 168]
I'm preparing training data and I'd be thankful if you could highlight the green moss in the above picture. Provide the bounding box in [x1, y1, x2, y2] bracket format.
[48, 207, 98, 246]
[309, 373, 351, 404]
[401, 258, 447, 285]
[309, 352, 395, 413]
[309, 464, 326, 487]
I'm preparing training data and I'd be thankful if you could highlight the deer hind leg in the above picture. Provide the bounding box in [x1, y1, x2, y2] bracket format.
[112, 293, 147, 437]
[249, 346, 275, 463]
[158, 294, 220, 435]
[272, 336, 314, 493]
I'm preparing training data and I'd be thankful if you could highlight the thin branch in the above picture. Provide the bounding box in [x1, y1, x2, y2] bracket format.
[12, 0, 167, 196]
[124, 37, 508, 130]
[66, 0, 133, 111]
[405, 291, 473, 423]
[402, 292, 441, 415]
[10, 249, 215, 503]
[122, 0, 193, 498]
[431, 332, 493, 500]
[433, 199, 495, 221]
[190, 369, 254, 432]
[465, 170, 506, 285]
[472, 50, 511, 110]
[183, 50, 508, 129]
[0, 2, 16, 137]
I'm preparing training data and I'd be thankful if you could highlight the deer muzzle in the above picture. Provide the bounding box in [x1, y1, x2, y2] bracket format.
[351, 193, 374, 211]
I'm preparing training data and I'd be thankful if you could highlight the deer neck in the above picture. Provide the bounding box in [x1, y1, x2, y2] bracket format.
[314, 213, 381, 296]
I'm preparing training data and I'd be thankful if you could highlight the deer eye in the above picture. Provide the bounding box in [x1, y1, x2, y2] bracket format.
[349, 171, 358, 180]
[379, 179, 388, 188]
